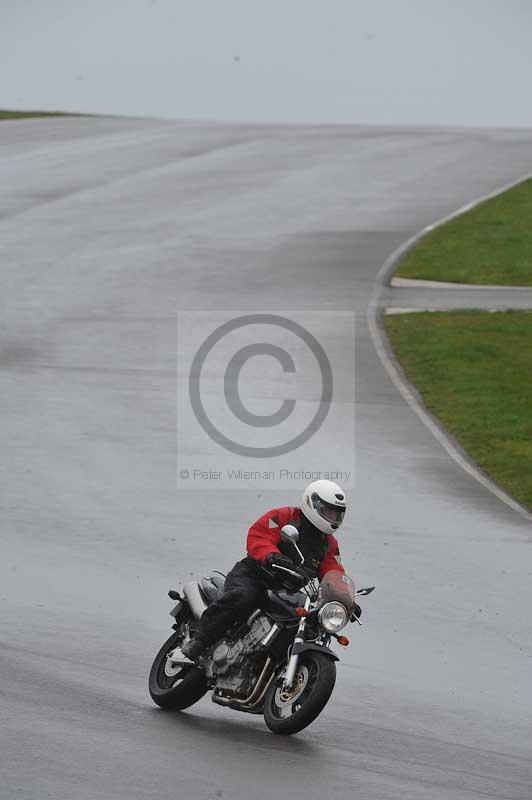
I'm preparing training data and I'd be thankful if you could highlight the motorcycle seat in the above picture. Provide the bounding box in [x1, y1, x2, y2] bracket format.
[199, 572, 226, 604]
[210, 572, 226, 592]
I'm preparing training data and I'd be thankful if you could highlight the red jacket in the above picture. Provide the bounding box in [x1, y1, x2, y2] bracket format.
[247, 506, 345, 580]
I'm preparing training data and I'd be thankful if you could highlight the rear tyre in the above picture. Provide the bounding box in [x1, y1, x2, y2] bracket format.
[263, 652, 336, 735]
[149, 617, 208, 710]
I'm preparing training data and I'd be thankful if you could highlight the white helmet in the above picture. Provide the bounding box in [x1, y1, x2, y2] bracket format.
[301, 480, 347, 535]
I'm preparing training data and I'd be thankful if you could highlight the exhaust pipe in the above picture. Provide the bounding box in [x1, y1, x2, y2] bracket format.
[212, 658, 274, 711]
[182, 581, 208, 620]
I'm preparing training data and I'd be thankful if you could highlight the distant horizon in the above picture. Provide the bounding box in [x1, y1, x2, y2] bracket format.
[4, 108, 532, 134]
[3, 0, 532, 128]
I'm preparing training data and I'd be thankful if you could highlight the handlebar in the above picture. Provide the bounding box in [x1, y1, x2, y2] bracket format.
[270, 564, 302, 579]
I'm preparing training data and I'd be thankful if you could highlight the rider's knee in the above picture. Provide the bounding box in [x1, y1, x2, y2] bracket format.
[224, 588, 256, 614]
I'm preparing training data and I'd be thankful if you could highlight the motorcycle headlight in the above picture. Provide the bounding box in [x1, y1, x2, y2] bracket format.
[318, 602, 348, 633]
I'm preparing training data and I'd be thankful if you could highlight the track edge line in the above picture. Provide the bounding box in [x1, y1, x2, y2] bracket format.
[367, 170, 532, 523]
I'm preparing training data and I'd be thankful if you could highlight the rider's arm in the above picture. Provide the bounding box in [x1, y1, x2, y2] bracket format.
[246, 507, 294, 562]
[318, 534, 346, 579]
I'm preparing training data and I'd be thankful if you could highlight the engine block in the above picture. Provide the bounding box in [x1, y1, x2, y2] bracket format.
[209, 614, 272, 697]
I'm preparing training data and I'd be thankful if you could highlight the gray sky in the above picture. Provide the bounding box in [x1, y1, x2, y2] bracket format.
[2, 0, 532, 127]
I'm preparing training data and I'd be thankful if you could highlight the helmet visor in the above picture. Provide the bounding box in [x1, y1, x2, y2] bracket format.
[311, 493, 345, 526]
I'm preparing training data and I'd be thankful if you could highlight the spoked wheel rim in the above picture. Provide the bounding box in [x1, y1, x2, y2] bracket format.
[271, 662, 318, 720]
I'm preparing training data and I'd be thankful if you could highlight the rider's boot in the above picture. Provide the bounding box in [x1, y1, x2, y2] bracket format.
[168, 636, 205, 666]
[180, 636, 206, 662]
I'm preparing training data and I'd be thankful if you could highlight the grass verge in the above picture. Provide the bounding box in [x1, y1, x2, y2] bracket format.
[0, 109, 80, 121]
[384, 310, 532, 510]
[396, 178, 532, 285]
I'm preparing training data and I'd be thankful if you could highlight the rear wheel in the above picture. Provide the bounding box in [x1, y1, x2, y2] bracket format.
[148, 612, 208, 710]
[263, 652, 336, 735]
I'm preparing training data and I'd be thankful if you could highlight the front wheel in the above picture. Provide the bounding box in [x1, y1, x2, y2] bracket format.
[149, 629, 208, 711]
[263, 652, 336, 735]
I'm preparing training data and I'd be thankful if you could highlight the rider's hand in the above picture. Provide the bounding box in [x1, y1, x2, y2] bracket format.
[265, 553, 296, 571]
[281, 566, 308, 592]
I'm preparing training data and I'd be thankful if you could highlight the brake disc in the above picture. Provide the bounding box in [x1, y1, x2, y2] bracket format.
[275, 665, 309, 707]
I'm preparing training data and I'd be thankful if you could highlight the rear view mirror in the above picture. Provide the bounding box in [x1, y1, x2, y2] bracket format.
[280, 524, 304, 565]
[355, 586, 375, 597]
[280, 524, 299, 544]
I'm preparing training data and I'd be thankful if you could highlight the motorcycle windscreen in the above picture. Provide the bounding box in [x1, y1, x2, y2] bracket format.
[319, 570, 356, 614]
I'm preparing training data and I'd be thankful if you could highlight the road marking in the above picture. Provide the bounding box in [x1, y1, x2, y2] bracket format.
[391, 277, 532, 290]
[384, 306, 532, 314]
[384, 307, 436, 315]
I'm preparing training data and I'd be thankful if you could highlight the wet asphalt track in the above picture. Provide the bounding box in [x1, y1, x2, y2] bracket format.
[1, 117, 532, 799]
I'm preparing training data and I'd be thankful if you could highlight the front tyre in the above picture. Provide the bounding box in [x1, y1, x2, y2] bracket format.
[263, 652, 336, 735]
[149, 630, 208, 710]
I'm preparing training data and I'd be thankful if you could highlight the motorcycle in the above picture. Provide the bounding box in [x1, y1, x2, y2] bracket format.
[149, 524, 374, 735]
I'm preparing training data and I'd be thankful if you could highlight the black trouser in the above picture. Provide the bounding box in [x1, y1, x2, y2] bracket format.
[195, 558, 267, 648]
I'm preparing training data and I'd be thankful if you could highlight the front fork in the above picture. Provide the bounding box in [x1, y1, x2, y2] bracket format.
[283, 594, 312, 689]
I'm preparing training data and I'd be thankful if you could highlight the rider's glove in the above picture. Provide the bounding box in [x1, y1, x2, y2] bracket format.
[265, 553, 296, 571]
[265, 554, 307, 591]
[282, 567, 308, 592]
